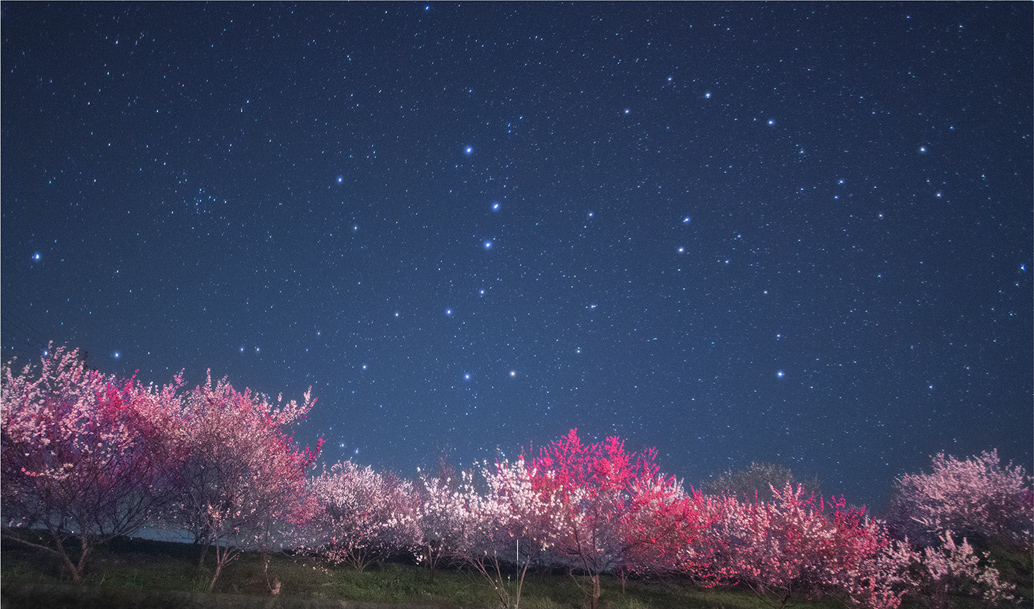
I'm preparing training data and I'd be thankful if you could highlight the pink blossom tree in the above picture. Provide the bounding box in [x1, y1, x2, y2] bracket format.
[305, 460, 419, 571]
[1, 347, 184, 582]
[914, 531, 1016, 609]
[706, 484, 915, 609]
[890, 450, 1032, 547]
[164, 372, 321, 592]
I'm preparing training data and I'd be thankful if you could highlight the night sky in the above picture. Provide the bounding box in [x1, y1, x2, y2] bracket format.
[2, 3, 1031, 509]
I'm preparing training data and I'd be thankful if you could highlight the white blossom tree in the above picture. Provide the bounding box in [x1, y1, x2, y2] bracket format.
[305, 460, 419, 570]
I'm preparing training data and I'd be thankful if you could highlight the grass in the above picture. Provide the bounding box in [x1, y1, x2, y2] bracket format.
[0, 532, 815, 609]
[2, 531, 1027, 609]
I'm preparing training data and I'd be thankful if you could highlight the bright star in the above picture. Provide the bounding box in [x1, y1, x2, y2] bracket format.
[464, 146, 473, 154]
[492, 202, 500, 210]
[483, 240, 493, 249]
[446, 308, 452, 316]
[336, 176, 343, 183]
[32, 252, 40, 261]
[777, 370, 785, 378]
[113, 351, 120, 359]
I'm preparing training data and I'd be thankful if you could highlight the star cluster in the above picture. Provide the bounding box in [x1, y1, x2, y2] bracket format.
[2, 3, 1031, 507]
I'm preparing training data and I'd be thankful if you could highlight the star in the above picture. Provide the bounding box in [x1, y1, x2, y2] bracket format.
[464, 146, 473, 154]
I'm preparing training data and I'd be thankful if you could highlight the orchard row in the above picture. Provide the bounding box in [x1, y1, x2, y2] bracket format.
[2, 347, 1029, 609]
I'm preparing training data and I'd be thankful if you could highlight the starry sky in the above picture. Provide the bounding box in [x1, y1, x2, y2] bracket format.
[2, 3, 1031, 509]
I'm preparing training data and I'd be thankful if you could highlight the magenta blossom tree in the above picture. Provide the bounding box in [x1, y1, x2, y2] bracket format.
[527, 429, 709, 609]
[1, 347, 184, 582]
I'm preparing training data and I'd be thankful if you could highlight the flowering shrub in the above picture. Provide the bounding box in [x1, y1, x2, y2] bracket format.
[528, 429, 707, 608]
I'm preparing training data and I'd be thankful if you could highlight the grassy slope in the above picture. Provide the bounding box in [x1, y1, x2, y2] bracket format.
[3, 532, 1029, 609]
[0, 533, 838, 609]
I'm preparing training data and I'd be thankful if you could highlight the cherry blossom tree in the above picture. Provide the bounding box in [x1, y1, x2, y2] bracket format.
[527, 429, 706, 609]
[889, 450, 1032, 547]
[411, 469, 479, 581]
[305, 460, 419, 571]
[914, 531, 1016, 609]
[1, 347, 184, 582]
[455, 458, 565, 608]
[706, 484, 915, 609]
[163, 372, 321, 592]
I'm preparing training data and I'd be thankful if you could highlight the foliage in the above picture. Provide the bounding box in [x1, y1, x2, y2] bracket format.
[703, 462, 821, 504]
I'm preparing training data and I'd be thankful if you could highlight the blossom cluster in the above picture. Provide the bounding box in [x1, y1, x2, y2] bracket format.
[2, 348, 1028, 607]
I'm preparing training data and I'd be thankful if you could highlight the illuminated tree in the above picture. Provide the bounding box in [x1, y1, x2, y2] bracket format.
[165, 373, 321, 592]
[889, 450, 1032, 546]
[306, 460, 419, 570]
[1, 347, 184, 582]
[706, 484, 915, 609]
[527, 429, 706, 609]
[914, 531, 1016, 609]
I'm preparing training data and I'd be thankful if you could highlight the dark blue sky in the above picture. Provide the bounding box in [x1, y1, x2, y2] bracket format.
[3, 2, 1031, 508]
